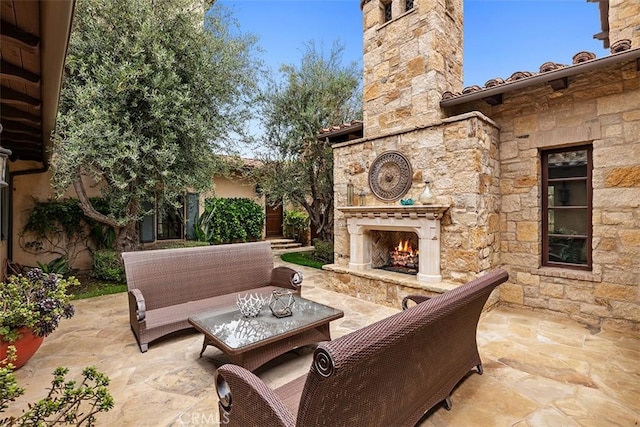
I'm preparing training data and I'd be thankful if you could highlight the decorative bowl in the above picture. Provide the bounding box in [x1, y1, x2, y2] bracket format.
[236, 293, 265, 317]
[400, 198, 414, 205]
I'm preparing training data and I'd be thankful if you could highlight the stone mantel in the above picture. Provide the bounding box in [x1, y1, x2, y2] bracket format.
[338, 205, 449, 220]
[338, 205, 450, 283]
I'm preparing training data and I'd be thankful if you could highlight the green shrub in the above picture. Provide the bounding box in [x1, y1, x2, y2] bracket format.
[92, 250, 126, 283]
[313, 238, 334, 263]
[195, 198, 265, 245]
[283, 210, 309, 244]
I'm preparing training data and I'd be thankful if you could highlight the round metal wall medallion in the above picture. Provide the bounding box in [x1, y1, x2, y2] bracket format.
[368, 151, 413, 201]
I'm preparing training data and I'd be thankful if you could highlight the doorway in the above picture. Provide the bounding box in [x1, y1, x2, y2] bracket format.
[265, 204, 283, 238]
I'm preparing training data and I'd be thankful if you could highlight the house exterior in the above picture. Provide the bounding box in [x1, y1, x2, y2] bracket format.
[0, 0, 76, 278]
[325, 0, 640, 332]
[0, 1, 270, 274]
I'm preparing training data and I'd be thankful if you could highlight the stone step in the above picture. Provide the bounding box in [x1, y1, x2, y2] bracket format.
[267, 238, 297, 245]
[271, 242, 303, 250]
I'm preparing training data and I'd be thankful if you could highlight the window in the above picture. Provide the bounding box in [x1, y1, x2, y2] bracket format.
[156, 196, 184, 240]
[541, 146, 592, 269]
[383, 1, 392, 22]
[405, 0, 413, 12]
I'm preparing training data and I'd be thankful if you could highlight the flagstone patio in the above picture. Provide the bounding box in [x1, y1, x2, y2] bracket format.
[5, 259, 640, 426]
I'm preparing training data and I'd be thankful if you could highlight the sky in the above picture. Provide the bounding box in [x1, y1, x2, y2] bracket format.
[215, 0, 610, 87]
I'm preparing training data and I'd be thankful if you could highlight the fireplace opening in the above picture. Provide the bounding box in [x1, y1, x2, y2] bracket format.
[371, 231, 419, 275]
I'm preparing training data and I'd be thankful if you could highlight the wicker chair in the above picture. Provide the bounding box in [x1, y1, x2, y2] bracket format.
[215, 268, 509, 426]
[122, 241, 302, 352]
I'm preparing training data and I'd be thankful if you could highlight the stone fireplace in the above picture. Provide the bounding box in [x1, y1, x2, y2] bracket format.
[322, 0, 501, 308]
[339, 205, 448, 283]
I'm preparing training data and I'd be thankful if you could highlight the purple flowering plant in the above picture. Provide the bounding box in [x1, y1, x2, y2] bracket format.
[0, 268, 78, 343]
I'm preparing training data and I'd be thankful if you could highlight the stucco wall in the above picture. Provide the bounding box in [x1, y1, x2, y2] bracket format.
[212, 174, 261, 200]
[448, 59, 640, 331]
[10, 166, 97, 272]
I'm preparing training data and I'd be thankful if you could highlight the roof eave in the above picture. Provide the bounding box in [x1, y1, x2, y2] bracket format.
[316, 122, 364, 140]
[440, 47, 640, 109]
[40, 0, 76, 164]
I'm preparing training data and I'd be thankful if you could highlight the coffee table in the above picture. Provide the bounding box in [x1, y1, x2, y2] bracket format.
[188, 296, 344, 371]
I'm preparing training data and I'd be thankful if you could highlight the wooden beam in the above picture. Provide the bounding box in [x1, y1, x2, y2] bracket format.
[0, 85, 41, 108]
[1, 132, 41, 147]
[0, 59, 40, 85]
[0, 120, 41, 137]
[593, 31, 608, 41]
[0, 20, 40, 54]
[549, 77, 569, 91]
[482, 93, 503, 106]
[0, 105, 41, 126]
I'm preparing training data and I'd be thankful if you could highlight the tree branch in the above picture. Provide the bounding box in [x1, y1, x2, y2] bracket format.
[73, 173, 120, 229]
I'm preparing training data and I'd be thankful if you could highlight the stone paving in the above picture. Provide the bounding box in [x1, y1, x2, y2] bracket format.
[5, 259, 640, 426]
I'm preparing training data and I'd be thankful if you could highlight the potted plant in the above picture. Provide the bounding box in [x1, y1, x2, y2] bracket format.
[0, 268, 78, 368]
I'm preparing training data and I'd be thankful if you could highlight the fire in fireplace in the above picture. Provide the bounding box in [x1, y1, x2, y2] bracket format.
[390, 240, 419, 271]
[370, 231, 420, 275]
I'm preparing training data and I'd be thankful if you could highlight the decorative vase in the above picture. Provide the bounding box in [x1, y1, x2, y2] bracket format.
[418, 180, 435, 205]
[0, 328, 44, 369]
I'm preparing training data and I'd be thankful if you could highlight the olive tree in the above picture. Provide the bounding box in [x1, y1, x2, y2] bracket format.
[255, 42, 361, 241]
[51, 0, 260, 251]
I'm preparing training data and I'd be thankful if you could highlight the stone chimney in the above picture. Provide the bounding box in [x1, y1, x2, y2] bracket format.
[360, 0, 463, 138]
[607, 0, 640, 49]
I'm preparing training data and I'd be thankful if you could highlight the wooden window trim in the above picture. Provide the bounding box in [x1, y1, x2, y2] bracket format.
[541, 145, 593, 270]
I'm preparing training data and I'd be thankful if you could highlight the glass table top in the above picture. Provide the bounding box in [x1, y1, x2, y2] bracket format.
[189, 296, 343, 350]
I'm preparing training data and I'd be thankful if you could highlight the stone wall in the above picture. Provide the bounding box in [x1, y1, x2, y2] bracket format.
[608, 0, 640, 49]
[447, 59, 640, 331]
[332, 112, 501, 284]
[361, 0, 463, 138]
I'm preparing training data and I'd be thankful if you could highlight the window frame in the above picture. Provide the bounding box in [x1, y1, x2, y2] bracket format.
[541, 145, 593, 270]
[405, 0, 414, 12]
[381, 0, 392, 23]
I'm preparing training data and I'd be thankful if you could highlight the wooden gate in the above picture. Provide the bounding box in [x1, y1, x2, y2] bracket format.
[265, 204, 283, 237]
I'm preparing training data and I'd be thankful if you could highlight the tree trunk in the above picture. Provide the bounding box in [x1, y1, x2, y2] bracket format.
[73, 173, 141, 252]
[115, 222, 140, 253]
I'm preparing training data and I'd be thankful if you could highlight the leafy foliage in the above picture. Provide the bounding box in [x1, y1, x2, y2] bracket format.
[0, 348, 23, 414]
[50, 0, 261, 251]
[0, 269, 78, 343]
[312, 239, 335, 263]
[283, 210, 309, 244]
[0, 357, 113, 426]
[194, 198, 265, 245]
[20, 197, 117, 270]
[254, 41, 361, 241]
[91, 251, 126, 284]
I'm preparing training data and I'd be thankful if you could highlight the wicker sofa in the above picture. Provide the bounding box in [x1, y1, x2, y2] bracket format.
[215, 268, 509, 426]
[122, 241, 303, 352]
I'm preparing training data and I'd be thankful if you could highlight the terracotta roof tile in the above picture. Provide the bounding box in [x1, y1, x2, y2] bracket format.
[318, 120, 363, 135]
[484, 78, 505, 87]
[610, 39, 631, 53]
[506, 71, 535, 82]
[572, 51, 596, 64]
[462, 85, 482, 94]
[539, 62, 566, 73]
[440, 39, 635, 103]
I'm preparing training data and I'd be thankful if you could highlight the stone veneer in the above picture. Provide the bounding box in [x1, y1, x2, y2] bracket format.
[446, 59, 640, 332]
[326, 112, 501, 308]
[361, 0, 463, 138]
[608, 0, 640, 49]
